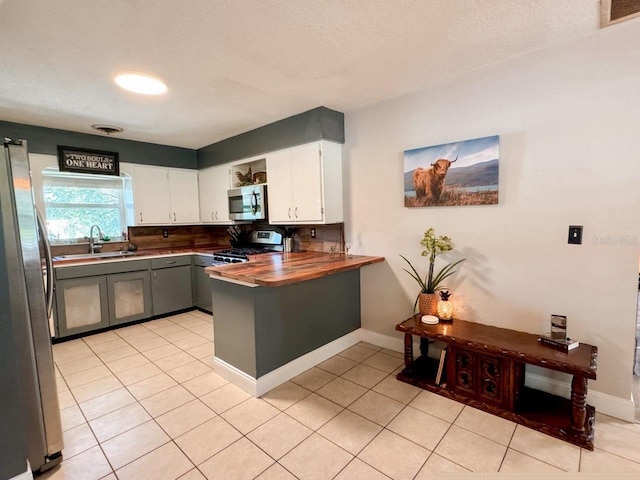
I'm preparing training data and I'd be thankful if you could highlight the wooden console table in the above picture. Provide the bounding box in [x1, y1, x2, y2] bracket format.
[396, 315, 598, 449]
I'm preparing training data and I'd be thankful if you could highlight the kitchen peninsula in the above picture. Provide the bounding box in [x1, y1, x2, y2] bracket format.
[205, 251, 384, 396]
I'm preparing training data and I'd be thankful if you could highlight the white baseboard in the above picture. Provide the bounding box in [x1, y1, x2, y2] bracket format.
[525, 371, 635, 422]
[591, 391, 635, 422]
[358, 329, 405, 352]
[213, 357, 258, 396]
[214, 329, 363, 397]
[215, 327, 636, 422]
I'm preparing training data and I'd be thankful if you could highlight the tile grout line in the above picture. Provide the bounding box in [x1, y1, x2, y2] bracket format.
[278, 354, 412, 477]
[311, 360, 446, 475]
[55, 313, 216, 478]
[59, 350, 119, 478]
[496, 420, 520, 472]
[119, 315, 216, 477]
[61, 333, 167, 477]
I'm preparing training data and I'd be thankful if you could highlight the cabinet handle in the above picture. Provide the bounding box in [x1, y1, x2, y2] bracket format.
[153, 272, 157, 281]
[294, 207, 298, 218]
[139, 212, 143, 222]
[215, 211, 218, 220]
[173, 212, 176, 222]
[288, 207, 292, 219]
[211, 211, 215, 220]
[166, 260, 176, 265]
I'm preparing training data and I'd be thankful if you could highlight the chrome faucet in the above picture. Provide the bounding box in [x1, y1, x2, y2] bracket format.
[89, 225, 103, 254]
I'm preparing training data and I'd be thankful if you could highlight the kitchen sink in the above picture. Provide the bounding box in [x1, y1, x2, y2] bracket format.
[53, 251, 137, 261]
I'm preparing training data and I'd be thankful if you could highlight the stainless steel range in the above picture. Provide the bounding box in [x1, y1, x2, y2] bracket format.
[212, 230, 283, 265]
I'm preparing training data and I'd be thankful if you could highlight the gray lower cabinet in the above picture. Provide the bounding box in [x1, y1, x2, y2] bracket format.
[54, 254, 205, 338]
[54, 259, 151, 338]
[55, 276, 109, 337]
[107, 270, 152, 326]
[151, 256, 193, 316]
[193, 255, 215, 312]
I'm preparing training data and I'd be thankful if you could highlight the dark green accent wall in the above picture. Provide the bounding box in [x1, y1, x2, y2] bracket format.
[197, 106, 345, 169]
[0, 121, 197, 169]
[1, 105, 345, 170]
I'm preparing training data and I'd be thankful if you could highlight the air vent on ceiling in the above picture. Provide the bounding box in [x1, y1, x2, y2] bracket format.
[601, 0, 640, 27]
[91, 124, 124, 135]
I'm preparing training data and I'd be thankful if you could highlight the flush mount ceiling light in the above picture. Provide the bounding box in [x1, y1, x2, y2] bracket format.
[114, 72, 167, 95]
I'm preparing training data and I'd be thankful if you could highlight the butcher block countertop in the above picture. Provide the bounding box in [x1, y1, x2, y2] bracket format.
[205, 251, 385, 287]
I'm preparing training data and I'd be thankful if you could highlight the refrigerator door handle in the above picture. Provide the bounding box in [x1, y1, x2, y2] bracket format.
[36, 209, 54, 320]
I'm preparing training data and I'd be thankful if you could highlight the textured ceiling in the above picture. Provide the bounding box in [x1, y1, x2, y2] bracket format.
[0, 0, 605, 149]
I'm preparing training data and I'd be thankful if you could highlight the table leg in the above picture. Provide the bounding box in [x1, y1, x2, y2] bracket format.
[420, 337, 429, 359]
[403, 333, 413, 369]
[571, 375, 588, 433]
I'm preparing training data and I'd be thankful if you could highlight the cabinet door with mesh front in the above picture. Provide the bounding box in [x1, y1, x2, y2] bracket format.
[56, 276, 109, 337]
[107, 271, 152, 326]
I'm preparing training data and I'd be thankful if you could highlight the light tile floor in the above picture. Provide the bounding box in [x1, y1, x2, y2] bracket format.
[43, 311, 640, 479]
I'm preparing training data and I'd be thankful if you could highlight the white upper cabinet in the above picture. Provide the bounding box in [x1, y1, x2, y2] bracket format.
[266, 140, 343, 224]
[198, 164, 231, 224]
[168, 169, 200, 224]
[265, 148, 293, 222]
[129, 140, 342, 227]
[132, 165, 171, 225]
[132, 165, 199, 225]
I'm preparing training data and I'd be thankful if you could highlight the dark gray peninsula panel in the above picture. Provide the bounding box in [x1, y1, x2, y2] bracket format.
[211, 269, 360, 378]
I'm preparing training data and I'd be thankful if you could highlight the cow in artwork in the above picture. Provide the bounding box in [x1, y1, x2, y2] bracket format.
[413, 156, 458, 202]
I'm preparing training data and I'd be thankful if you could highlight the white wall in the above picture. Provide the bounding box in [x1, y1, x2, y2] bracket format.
[344, 21, 640, 405]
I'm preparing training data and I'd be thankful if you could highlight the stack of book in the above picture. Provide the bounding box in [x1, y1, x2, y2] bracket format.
[538, 333, 579, 352]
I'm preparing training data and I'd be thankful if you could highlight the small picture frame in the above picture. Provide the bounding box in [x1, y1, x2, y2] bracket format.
[550, 314, 567, 340]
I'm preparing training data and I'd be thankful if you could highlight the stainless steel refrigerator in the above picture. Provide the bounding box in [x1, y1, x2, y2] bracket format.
[0, 138, 63, 478]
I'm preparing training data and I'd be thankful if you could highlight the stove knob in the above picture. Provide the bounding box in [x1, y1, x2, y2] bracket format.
[231, 259, 241, 263]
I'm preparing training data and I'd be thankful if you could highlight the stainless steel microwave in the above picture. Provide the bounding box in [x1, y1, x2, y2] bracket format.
[228, 184, 267, 221]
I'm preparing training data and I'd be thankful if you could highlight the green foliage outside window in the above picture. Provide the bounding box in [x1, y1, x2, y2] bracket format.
[42, 169, 131, 242]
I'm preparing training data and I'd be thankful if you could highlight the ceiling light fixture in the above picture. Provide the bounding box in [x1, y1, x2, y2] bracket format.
[114, 72, 168, 95]
[91, 124, 124, 135]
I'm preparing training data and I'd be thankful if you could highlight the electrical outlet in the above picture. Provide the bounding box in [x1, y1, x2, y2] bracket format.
[310, 228, 316, 238]
[162, 229, 169, 238]
[568, 225, 582, 244]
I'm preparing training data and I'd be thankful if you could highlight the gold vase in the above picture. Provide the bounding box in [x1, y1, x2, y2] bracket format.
[418, 293, 439, 316]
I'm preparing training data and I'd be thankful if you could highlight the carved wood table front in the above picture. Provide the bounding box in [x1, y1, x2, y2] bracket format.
[396, 315, 598, 450]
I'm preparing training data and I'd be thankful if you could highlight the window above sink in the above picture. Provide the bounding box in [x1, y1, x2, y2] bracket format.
[40, 167, 134, 244]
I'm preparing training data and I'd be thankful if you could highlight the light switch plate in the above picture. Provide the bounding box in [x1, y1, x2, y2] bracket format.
[568, 225, 583, 244]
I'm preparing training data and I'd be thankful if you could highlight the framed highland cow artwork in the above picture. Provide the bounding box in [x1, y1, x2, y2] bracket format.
[404, 135, 499, 207]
